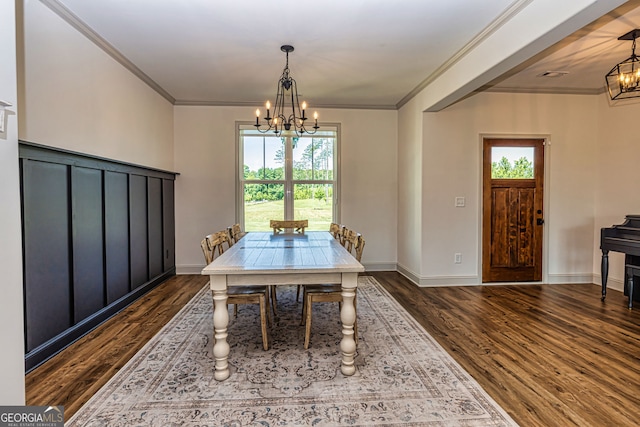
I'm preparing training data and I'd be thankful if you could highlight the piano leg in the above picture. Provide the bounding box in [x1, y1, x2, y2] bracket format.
[601, 250, 609, 301]
[626, 265, 636, 309]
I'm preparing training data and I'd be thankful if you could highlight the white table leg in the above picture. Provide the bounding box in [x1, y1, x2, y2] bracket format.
[340, 272, 358, 376]
[210, 276, 230, 381]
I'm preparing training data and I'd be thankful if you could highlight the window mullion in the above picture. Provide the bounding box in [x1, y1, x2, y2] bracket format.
[284, 135, 294, 220]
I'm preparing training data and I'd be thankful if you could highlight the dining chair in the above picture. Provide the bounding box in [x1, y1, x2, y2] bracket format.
[201, 231, 271, 351]
[296, 222, 344, 302]
[270, 219, 308, 234]
[203, 231, 243, 319]
[227, 223, 246, 246]
[336, 224, 347, 245]
[329, 222, 344, 239]
[270, 219, 308, 308]
[225, 224, 277, 315]
[300, 230, 364, 349]
[343, 228, 359, 253]
[355, 233, 366, 262]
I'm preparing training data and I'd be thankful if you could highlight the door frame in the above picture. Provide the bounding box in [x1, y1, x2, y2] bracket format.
[478, 133, 551, 284]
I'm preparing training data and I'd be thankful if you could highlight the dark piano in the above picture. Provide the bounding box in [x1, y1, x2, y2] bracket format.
[600, 214, 640, 308]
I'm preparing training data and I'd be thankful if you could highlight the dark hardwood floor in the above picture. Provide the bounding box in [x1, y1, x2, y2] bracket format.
[26, 272, 640, 426]
[25, 274, 208, 418]
[374, 271, 640, 427]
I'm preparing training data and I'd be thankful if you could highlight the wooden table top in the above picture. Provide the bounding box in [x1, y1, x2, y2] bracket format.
[201, 231, 364, 276]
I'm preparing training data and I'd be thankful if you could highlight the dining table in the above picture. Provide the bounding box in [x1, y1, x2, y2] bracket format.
[201, 231, 365, 381]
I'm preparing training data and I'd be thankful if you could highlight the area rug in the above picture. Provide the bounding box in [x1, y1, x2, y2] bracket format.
[66, 276, 518, 426]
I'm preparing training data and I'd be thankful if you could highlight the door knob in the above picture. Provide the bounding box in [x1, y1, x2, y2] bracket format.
[537, 218, 544, 225]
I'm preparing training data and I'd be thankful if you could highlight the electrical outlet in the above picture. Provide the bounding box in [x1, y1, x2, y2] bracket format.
[455, 197, 465, 207]
[454, 253, 462, 264]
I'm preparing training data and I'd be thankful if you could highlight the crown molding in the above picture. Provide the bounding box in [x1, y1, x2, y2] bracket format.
[174, 100, 398, 110]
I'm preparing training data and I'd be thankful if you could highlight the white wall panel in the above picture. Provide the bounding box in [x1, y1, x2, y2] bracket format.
[594, 96, 640, 292]
[397, 97, 424, 280]
[0, 0, 25, 405]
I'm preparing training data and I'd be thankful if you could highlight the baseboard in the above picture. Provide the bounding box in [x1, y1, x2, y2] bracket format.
[592, 273, 623, 293]
[396, 263, 420, 285]
[397, 263, 479, 287]
[547, 273, 597, 284]
[177, 264, 205, 275]
[361, 262, 396, 271]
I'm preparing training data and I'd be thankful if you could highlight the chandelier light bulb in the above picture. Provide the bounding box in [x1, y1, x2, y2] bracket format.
[618, 69, 640, 91]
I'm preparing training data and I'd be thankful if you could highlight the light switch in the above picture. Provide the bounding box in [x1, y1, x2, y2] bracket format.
[0, 100, 12, 133]
[455, 197, 465, 207]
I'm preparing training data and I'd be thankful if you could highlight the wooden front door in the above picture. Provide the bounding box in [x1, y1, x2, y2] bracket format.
[482, 138, 544, 282]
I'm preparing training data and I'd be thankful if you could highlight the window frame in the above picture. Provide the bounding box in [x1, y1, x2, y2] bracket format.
[235, 122, 341, 230]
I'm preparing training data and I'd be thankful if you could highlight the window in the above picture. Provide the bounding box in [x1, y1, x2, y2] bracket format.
[238, 125, 339, 231]
[491, 146, 534, 179]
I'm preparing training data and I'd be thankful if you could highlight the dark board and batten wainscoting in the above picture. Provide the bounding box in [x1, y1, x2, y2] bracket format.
[19, 141, 178, 371]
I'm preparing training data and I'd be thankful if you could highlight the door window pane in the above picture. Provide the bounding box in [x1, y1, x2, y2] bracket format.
[293, 184, 333, 231]
[244, 183, 284, 231]
[491, 147, 534, 179]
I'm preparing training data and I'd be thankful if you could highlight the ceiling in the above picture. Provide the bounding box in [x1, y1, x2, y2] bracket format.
[45, 0, 640, 110]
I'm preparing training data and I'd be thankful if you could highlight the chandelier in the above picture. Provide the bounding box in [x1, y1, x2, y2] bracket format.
[605, 29, 640, 100]
[254, 45, 319, 137]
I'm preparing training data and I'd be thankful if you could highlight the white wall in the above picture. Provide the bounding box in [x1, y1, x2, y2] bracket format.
[19, 0, 174, 170]
[397, 97, 423, 282]
[0, 0, 25, 404]
[593, 96, 640, 291]
[174, 106, 398, 273]
[403, 91, 600, 286]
